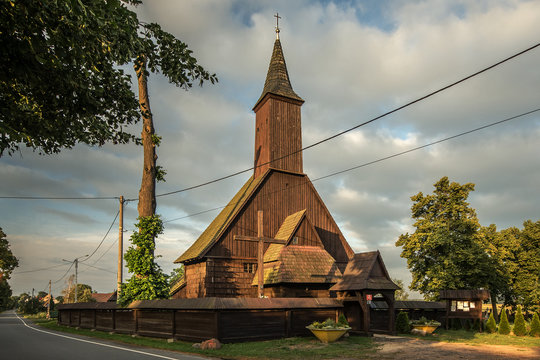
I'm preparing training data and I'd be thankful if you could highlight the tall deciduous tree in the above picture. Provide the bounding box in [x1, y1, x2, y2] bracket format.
[0, 0, 141, 156]
[514, 220, 540, 312]
[396, 177, 492, 300]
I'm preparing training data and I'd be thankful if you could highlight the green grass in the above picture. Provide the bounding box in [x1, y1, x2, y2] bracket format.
[405, 328, 540, 348]
[34, 320, 377, 359]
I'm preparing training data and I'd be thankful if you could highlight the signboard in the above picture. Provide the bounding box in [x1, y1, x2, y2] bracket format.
[366, 294, 372, 304]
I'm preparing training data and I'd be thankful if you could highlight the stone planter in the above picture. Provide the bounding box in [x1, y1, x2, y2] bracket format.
[306, 326, 351, 343]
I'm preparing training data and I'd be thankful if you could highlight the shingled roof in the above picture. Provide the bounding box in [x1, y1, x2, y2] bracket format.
[175, 172, 267, 263]
[252, 245, 342, 285]
[330, 251, 399, 291]
[253, 38, 303, 110]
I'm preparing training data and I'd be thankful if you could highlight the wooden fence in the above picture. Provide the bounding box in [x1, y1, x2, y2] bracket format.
[58, 297, 343, 343]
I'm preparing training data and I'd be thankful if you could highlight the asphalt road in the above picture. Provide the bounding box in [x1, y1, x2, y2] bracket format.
[0, 310, 210, 360]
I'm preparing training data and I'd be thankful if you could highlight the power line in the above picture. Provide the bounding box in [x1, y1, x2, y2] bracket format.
[13, 263, 67, 274]
[0, 195, 119, 200]
[138, 41, 540, 201]
[80, 210, 120, 263]
[163, 107, 540, 224]
[79, 262, 116, 275]
[52, 262, 74, 284]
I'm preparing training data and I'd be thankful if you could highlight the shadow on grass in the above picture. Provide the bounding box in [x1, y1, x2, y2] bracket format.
[34, 319, 377, 360]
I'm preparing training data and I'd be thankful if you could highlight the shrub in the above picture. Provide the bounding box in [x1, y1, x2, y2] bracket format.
[486, 312, 497, 333]
[396, 311, 410, 334]
[498, 309, 511, 335]
[337, 314, 349, 327]
[529, 312, 540, 337]
[513, 305, 527, 336]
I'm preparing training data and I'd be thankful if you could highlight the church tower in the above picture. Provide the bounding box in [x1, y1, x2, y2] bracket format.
[252, 23, 304, 177]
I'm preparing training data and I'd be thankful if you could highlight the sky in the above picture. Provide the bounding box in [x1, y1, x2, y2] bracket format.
[2, 0, 539, 299]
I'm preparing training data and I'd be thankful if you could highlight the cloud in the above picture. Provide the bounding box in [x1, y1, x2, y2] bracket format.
[2, 0, 539, 297]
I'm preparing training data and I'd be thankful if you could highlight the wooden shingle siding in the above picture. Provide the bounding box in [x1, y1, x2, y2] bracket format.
[207, 170, 352, 264]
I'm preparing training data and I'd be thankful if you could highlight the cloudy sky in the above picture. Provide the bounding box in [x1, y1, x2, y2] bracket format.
[2, 0, 539, 298]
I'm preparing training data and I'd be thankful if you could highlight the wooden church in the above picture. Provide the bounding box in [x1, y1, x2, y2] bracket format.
[172, 23, 399, 324]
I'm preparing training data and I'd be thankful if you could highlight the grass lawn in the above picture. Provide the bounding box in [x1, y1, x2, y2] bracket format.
[404, 329, 540, 348]
[33, 319, 377, 359]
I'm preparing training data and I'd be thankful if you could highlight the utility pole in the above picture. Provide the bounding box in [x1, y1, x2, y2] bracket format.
[47, 280, 51, 319]
[117, 195, 124, 302]
[32, 288, 34, 298]
[63, 255, 88, 303]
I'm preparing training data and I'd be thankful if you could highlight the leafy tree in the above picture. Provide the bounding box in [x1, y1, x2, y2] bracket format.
[119, 216, 169, 306]
[17, 293, 46, 314]
[169, 265, 185, 287]
[392, 278, 409, 300]
[529, 312, 540, 337]
[396, 311, 410, 333]
[513, 220, 540, 313]
[0, 0, 141, 156]
[513, 305, 527, 336]
[396, 177, 492, 300]
[498, 309, 511, 335]
[0, 228, 18, 309]
[0, 279, 13, 310]
[486, 311, 497, 333]
[0, 228, 18, 278]
[61, 282, 95, 303]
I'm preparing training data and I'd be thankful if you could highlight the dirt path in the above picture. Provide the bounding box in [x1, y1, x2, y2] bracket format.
[371, 334, 540, 360]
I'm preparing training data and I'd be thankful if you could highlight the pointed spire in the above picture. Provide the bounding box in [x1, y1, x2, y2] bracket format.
[253, 20, 303, 110]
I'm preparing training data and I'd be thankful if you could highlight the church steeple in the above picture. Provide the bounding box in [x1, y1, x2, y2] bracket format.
[253, 20, 304, 178]
[253, 38, 303, 110]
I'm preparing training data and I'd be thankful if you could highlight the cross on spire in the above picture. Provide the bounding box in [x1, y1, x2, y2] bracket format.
[274, 13, 281, 39]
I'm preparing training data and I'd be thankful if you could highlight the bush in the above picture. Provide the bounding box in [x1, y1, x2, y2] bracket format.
[513, 305, 527, 336]
[529, 312, 540, 337]
[486, 312, 497, 333]
[396, 311, 410, 334]
[337, 314, 349, 327]
[498, 309, 511, 335]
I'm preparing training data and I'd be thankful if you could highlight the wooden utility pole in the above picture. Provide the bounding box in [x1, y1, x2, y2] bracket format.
[117, 195, 124, 301]
[47, 280, 51, 319]
[74, 258, 78, 303]
[234, 211, 286, 298]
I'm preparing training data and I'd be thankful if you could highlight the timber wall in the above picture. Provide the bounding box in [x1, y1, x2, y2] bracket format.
[57, 298, 342, 343]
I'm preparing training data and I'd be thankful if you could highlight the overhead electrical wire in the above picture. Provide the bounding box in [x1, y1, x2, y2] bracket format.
[143, 40, 540, 201]
[13, 263, 67, 274]
[163, 107, 540, 224]
[1, 42, 538, 203]
[80, 210, 120, 263]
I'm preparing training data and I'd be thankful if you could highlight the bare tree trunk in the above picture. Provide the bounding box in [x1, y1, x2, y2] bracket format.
[134, 56, 156, 218]
[490, 292, 499, 322]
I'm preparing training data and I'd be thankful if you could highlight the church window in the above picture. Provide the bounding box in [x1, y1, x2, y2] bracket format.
[243, 263, 256, 273]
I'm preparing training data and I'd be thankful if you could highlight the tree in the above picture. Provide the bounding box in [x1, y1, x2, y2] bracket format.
[0, 227, 18, 309]
[0, 0, 142, 156]
[396, 177, 492, 300]
[119, 216, 169, 306]
[392, 278, 410, 300]
[61, 280, 95, 303]
[486, 312, 497, 333]
[529, 312, 540, 337]
[498, 309, 510, 335]
[169, 265, 185, 286]
[17, 293, 46, 314]
[513, 305, 527, 336]
[396, 311, 411, 333]
[0, 227, 18, 278]
[513, 220, 540, 313]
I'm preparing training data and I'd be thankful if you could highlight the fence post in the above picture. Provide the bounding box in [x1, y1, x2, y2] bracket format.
[171, 310, 176, 338]
[286, 310, 292, 337]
